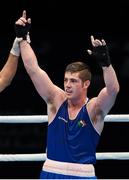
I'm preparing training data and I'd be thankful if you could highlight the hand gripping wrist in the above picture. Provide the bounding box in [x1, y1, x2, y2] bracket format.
[15, 22, 31, 41]
[16, 32, 31, 44]
[10, 33, 31, 57]
[92, 45, 111, 67]
[10, 37, 20, 57]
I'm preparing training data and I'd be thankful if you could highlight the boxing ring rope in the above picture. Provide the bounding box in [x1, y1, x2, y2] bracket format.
[0, 114, 129, 161]
[0, 152, 129, 162]
[0, 114, 128, 123]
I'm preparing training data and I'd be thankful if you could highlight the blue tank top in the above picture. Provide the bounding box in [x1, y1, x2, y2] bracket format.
[47, 100, 100, 164]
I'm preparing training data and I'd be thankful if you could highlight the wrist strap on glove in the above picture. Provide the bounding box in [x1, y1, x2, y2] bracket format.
[10, 32, 31, 57]
[10, 38, 20, 57]
[92, 45, 111, 67]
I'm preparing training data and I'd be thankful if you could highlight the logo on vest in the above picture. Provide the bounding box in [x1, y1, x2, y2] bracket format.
[58, 116, 68, 123]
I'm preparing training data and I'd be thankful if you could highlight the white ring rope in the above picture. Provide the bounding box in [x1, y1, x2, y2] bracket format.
[104, 114, 129, 122]
[0, 114, 128, 123]
[0, 114, 128, 161]
[0, 115, 48, 123]
[0, 152, 129, 161]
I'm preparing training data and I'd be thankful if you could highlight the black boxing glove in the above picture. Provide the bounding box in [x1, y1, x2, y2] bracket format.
[92, 45, 111, 67]
[15, 22, 31, 40]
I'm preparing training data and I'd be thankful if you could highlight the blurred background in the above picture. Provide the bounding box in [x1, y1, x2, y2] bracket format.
[0, 0, 129, 178]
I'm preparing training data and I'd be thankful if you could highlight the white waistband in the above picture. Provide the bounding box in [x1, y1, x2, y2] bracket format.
[43, 158, 95, 177]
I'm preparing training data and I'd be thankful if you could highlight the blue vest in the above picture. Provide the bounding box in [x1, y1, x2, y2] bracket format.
[47, 100, 100, 164]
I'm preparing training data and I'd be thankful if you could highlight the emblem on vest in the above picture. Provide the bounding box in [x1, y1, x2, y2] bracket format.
[78, 120, 86, 127]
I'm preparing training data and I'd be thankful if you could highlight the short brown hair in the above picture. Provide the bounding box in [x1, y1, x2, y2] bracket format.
[65, 61, 91, 82]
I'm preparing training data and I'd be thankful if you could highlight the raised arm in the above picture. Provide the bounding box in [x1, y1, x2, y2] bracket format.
[97, 65, 119, 114]
[0, 37, 20, 92]
[14, 10, 65, 105]
[87, 36, 120, 133]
